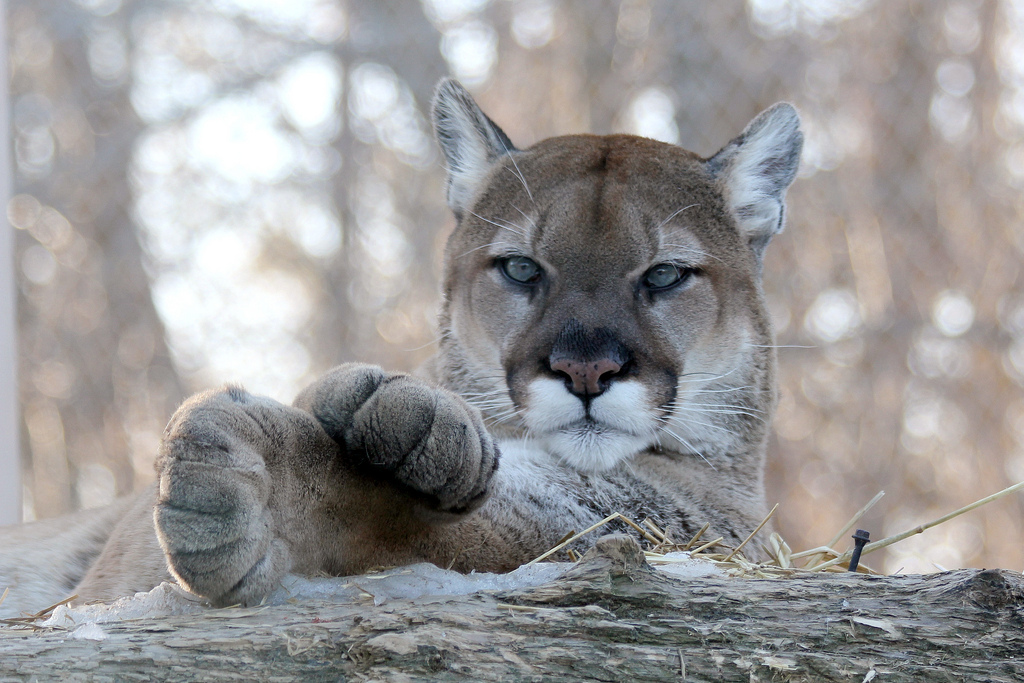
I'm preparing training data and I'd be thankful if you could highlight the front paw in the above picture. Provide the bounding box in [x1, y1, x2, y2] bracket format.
[295, 364, 498, 513]
[154, 388, 296, 606]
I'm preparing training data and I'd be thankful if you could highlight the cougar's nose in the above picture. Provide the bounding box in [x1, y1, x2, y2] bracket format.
[547, 319, 632, 398]
[550, 357, 624, 397]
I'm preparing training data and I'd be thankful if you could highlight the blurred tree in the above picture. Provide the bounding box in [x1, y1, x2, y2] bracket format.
[310, 0, 450, 374]
[9, 0, 183, 517]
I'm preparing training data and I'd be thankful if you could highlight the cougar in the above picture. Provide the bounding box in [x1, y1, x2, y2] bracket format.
[0, 79, 802, 614]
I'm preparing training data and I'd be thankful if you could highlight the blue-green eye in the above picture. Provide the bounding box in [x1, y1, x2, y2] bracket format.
[500, 256, 542, 284]
[643, 263, 689, 290]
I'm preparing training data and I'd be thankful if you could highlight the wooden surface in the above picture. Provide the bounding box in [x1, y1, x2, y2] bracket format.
[1, 535, 1022, 682]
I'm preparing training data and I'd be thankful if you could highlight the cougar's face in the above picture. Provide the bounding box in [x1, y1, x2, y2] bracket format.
[442, 135, 775, 472]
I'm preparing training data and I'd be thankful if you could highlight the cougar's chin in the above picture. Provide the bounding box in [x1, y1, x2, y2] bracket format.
[542, 426, 652, 472]
[522, 378, 657, 472]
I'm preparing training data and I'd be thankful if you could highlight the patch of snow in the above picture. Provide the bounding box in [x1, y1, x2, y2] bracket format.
[38, 562, 570, 627]
[269, 561, 570, 606]
[34, 556, 720, 629]
[69, 622, 108, 641]
[41, 582, 207, 630]
[648, 551, 725, 579]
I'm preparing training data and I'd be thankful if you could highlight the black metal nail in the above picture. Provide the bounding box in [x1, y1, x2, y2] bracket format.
[848, 529, 870, 572]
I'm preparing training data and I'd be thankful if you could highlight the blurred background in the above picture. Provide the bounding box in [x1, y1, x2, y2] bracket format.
[6, 0, 1024, 574]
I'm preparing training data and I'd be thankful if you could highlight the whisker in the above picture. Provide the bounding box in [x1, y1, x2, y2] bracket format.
[469, 395, 513, 408]
[468, 211, 527, 238]
[676, 407, 767, 423]
[402, 335, 444, 352]
[488, 214, 530, 236]
[661, 413, 734, 437]
[746, 344, 817, 349]
[479, 405, 513, 413]
[689, 385, 755, 394]
[686, 402, 766, 415]
[496, 137, 535, 207]
[461, 390, 509, 398]
[511, 204, 538, 232]
[620, 458, 639, 478]
[657, 425, 716, 471]
[482, 404, 518, 416]
[462, 392, 514, 404]
[661, 406, 742, 431]
[655, 204, 699, 231]
[458, 240, 517, 259]
[489, 410, 524, 426]
[660, 242, 726, 266]
[676, 366, 742, 384]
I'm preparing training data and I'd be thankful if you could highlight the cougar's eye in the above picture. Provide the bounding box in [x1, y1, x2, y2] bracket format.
[500, 256, 542, 284]
[643, 263, 689, 290]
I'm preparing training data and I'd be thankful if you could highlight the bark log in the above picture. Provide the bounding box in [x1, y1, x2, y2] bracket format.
[1, 535, 1022, 682]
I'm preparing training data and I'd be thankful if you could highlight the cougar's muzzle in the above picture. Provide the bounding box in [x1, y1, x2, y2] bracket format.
[546, 319, 632, 399]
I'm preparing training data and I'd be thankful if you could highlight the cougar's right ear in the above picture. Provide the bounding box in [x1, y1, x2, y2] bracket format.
[431, 78, 517, 218]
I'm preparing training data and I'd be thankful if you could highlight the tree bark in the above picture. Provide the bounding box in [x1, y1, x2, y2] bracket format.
[1, 535, 1021, 682]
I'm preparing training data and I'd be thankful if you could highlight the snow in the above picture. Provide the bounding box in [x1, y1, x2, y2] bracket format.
[269, 561, 569, 607]
[35, 553, 721, 630]
[647, 551, 726, 578]
[69, 622, 108, 641]
[41, 582, 208, 632]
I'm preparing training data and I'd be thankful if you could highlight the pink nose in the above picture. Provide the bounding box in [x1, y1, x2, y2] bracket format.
[550, 358, 623, 396]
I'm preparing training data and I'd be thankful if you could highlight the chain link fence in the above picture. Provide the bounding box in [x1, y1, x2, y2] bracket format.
[8, 0, 1024, 573]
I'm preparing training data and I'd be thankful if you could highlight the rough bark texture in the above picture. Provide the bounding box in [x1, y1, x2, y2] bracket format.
[1, 536, 1022, 682]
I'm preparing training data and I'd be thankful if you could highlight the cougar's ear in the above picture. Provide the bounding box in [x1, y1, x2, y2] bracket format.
[431, 78, 517, 218]
[706, 103, 803, 260]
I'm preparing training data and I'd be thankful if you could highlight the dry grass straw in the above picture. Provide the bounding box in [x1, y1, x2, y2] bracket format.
[806, 479, 1024, 572]
[0, 594, 76, 630]
[528, 480, 1024, 578]
[525, 512, 661, 566]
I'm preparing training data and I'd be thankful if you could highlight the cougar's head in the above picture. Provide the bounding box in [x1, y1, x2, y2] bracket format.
[430, 79, 802, 473]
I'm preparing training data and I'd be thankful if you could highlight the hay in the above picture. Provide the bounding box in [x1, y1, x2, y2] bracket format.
[0, 594, 77, 630]
[530, 480, 1024, 578]
[807, 479, 1024, 572]
[723, 504, 778, 562]
[524, 512, 660, 566]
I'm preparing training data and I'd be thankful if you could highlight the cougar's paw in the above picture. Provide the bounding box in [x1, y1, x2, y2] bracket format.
[154, 388, 292, 607]
[298, 364, 498, 513]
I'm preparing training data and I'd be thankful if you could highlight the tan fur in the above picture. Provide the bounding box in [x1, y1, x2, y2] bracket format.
[0, 80, 802, 614]
[0, 497, 138, 613]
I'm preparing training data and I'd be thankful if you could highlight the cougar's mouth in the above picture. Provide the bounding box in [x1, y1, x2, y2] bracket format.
[521, 377, 658, 472]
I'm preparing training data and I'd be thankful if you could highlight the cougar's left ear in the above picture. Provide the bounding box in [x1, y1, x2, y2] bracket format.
[431, 78, 517, 218]
[706, 103, 803, 259]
